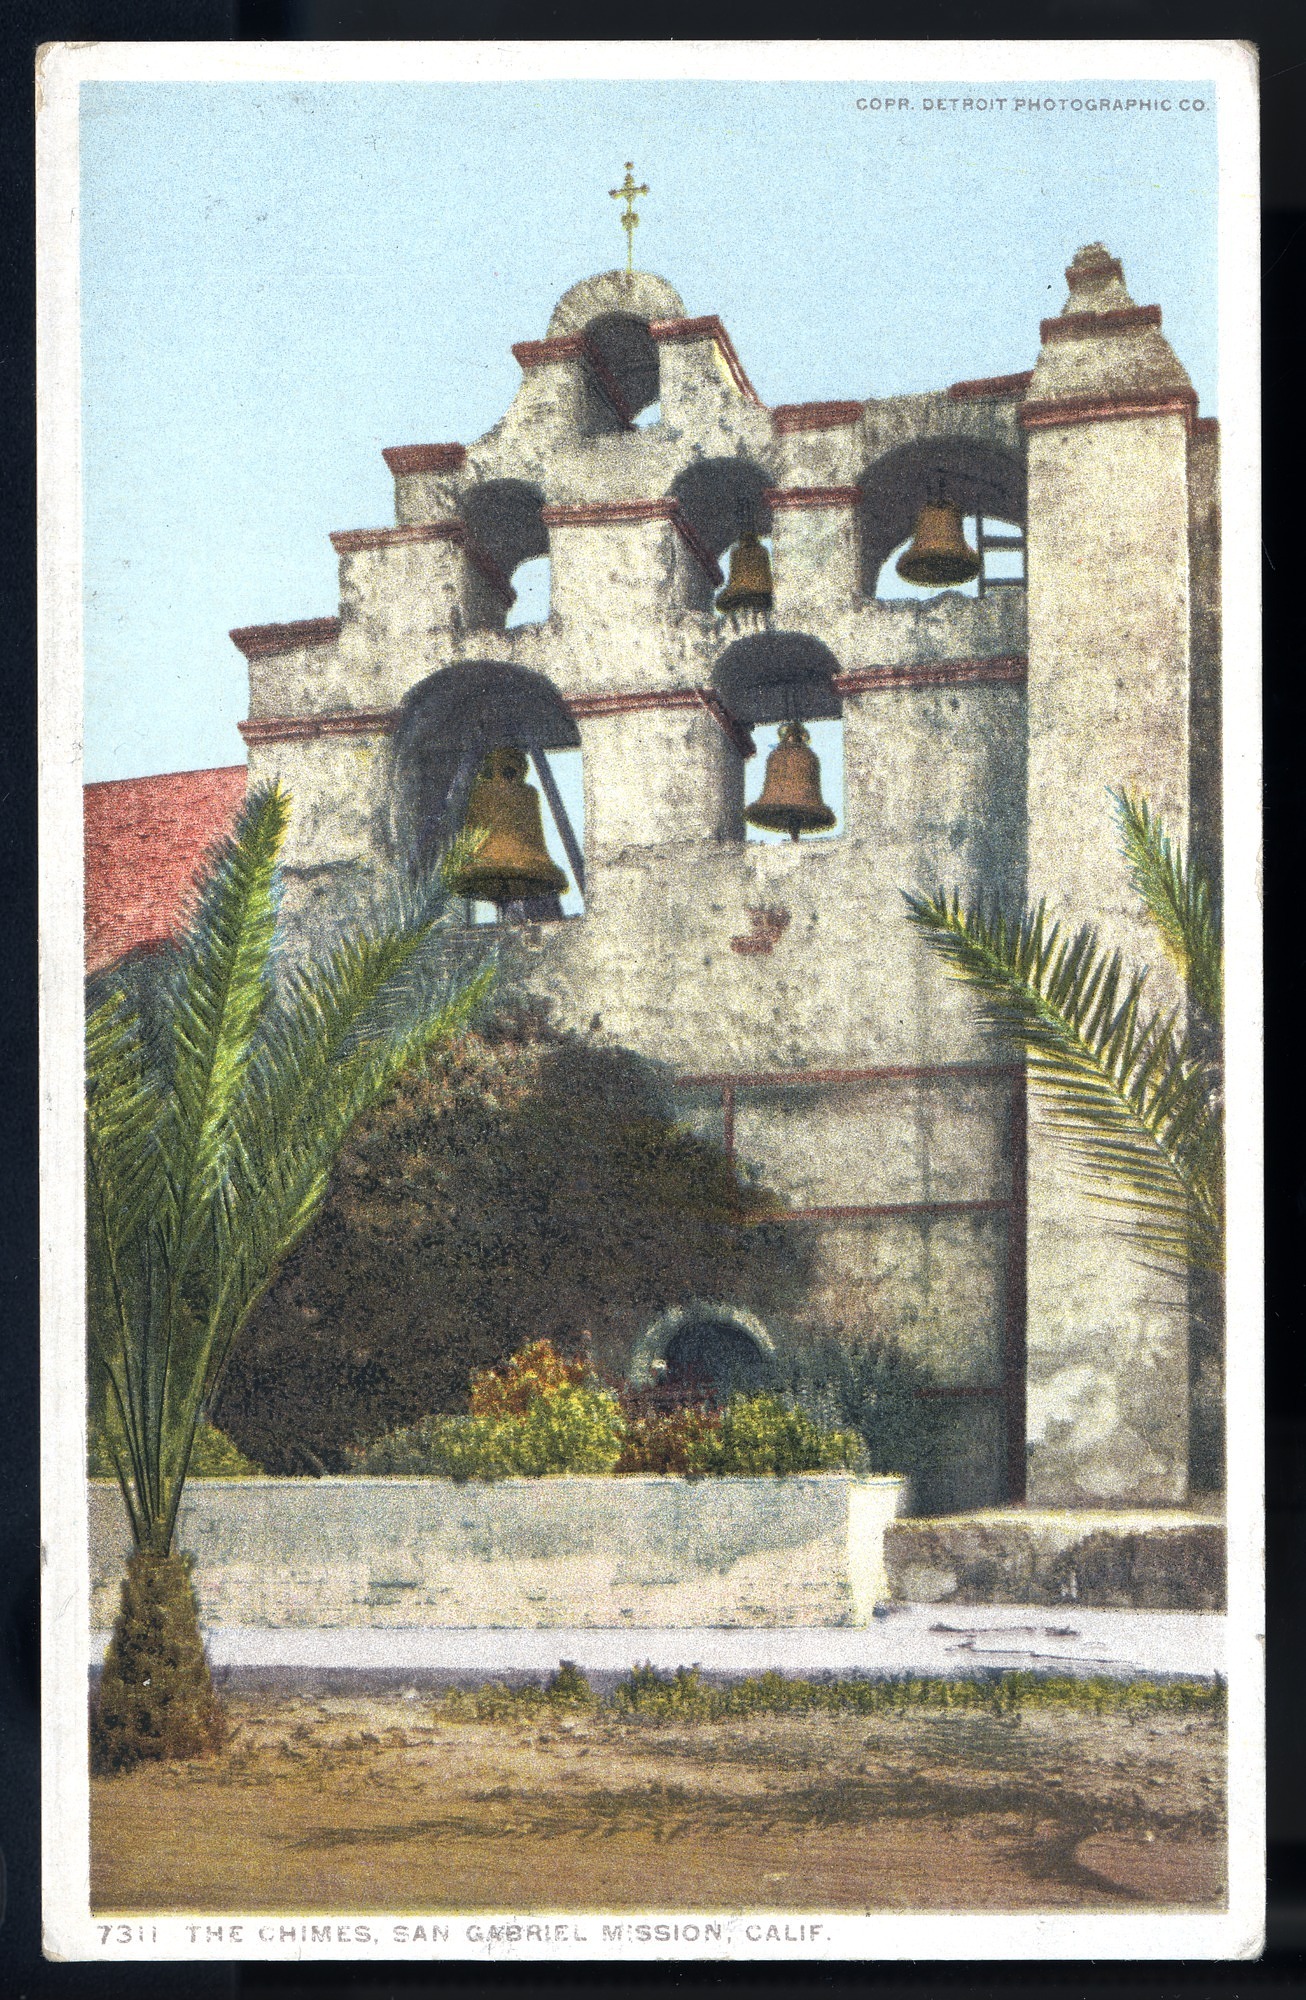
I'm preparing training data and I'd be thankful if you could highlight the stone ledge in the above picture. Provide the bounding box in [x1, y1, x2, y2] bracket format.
[884, 1507, 1225, 1612]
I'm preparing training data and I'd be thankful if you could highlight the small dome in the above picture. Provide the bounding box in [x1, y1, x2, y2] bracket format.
[546, 269, 686, 339]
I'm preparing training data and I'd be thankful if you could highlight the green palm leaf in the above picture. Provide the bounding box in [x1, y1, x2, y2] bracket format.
[1112, 789, 1223, 1026]
[902, 888, 1223, 1275]
[86, 781, 495, 1554]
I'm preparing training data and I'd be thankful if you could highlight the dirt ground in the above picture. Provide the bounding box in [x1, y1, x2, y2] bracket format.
[91, 1690, 1227, 1915]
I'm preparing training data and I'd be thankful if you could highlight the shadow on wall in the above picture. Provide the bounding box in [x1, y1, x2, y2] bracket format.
[213, 1013, 813, 1474]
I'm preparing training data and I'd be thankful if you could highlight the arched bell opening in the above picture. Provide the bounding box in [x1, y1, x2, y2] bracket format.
[858, 438, 1027, 602]
[669, 458, 775, 618]
[580, 312, 660, 434]
[389, 660, 585, 923]
[711, 631, 844, 846]
[458, 480, 550, 630]
[629, 1302, 776, 1404]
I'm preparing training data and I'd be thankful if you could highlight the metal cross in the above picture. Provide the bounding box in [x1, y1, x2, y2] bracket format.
[609, 161, 649, 273]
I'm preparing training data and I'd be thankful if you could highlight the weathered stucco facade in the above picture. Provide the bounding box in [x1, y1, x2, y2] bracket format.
[231, 245, 1220, 1512]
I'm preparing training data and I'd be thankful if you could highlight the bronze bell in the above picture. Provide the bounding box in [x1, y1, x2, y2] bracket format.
[745, 720, 837, 841]
[448, 746, 568, 906]
[716, 532, 774, 614]
[896, 502, 980, 588]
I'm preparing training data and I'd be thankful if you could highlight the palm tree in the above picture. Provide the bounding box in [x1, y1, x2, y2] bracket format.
[87, 784, 492, 1768]
[903, 790, 1223, 1277]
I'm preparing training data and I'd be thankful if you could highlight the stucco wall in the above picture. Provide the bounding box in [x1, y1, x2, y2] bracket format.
[89, 1475, 906, 1631]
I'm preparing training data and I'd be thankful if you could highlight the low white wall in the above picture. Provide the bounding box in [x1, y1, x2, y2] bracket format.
[89, 1474, 905, 1630]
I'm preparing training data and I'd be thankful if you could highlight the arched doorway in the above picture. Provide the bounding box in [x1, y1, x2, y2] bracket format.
[631, 1302, 775, 1404]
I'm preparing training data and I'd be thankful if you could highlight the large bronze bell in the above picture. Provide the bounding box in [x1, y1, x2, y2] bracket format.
[716, 532, 774, 614]
[448, 746, 568, 907]
[896, 501, 980, 588]
[745, 720, 837, 841]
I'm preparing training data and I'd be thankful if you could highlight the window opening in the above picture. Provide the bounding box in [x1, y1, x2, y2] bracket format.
[975, 516, 1027, 595]
[505, 554, 551, 628]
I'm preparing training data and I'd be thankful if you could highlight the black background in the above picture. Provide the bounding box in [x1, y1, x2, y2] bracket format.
[1, 4, 1302, 1994]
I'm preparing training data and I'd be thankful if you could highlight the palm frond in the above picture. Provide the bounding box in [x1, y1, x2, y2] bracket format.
[903, 888, 1223, 1274]
[1112, 788, 1223, 1027]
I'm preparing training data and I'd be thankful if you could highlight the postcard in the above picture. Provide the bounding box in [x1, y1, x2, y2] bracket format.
[38, 38, 1263, 1963]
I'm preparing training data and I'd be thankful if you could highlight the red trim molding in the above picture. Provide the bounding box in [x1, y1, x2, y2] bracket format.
[328, 521, 515, 604]
[566, 685, 755, 759]
[834, 656, 1027, 695]
[771, 400, 863, 435]
[382, 443, 467, 476]
[1021, 390, 1197, 432]
[229, 617, 342, 660]
[1039, 304, 1163, 343]
[947, 371, 1033, 402]
[511, 333, 634, 422]
[240, 707, 399, 746]
[676, 1061, 1021, 1090]
[1066, 251, 1123, 290]
[541, 498, 723, 585]
[779, 1198, 1011, 1223]
[512, 332, 587, 369]
[764, 484, 864, 512]
[647, 314, 763, 405]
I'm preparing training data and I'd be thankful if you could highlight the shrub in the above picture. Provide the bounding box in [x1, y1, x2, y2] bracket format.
[89, 1417, 262, 1481]
[614, 1402, 720, 1475]
[693, 1392, 862, 1475]
[470, 1339, 589, 1419]
[777, 1334, 934, 1480]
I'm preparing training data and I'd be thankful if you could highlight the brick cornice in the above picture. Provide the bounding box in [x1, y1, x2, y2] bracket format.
[566, 686, 755, 758]
[240, 707, 400, 745]
[764, 484, 864, 512]
[541, 498, 723, 585]
[947, 371, 1033, 403]
[382, 443, 468, 476]
[1020, 390, 1197, 432]
[771, 400, 863, 435]
[228, 617, 342, 660]
[834, 655, 1027, 695]
[1193, 415, 1220, 440]
[647, 315, 763, 406]
[328, 521, 515, 603]
[1039, 304, 1163, 344]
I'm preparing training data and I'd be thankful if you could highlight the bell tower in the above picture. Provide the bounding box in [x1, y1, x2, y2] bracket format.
[1021, 244, 1206, 1504]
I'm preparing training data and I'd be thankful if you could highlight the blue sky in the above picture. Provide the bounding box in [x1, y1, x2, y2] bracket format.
[81, 77, 1218, 785]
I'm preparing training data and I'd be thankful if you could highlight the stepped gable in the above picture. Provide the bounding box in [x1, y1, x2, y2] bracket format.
[84, 766, 246, 976]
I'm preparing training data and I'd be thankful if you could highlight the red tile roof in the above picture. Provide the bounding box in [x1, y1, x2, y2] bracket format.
[84, 766, 247, 977]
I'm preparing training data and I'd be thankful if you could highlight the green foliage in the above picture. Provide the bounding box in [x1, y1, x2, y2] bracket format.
[89, 1416, 262, 1480]
[1113, 789, 1223, 1027]
[350, 1340, 858, 1479]
[86, 781, 492, 1554]
[904, 793, 1224, 1276]
[216, 1017, 808, 1472]
[777, 1334, 935, 1480]
[91, 1552, 228, 1772]
[439, 1662, 1225, 1726]
[354, 1384, 627, 1479]
[691, 1392, 862, 1475]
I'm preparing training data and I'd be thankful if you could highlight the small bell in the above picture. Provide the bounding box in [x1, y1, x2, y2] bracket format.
[716, 532, 774, 614]
[448, 746, 568, 907]
[745, 720, 837, 841]
[896, 502, 980, 588]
